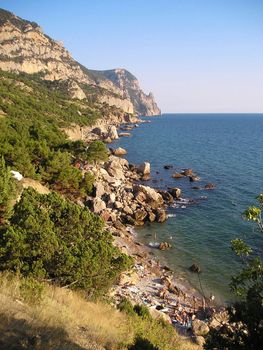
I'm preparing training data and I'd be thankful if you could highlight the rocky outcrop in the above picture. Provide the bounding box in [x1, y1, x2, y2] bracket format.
[0, 9, 161, 116]
[85, 156, 168, 227]
[96, 69, 161, 116]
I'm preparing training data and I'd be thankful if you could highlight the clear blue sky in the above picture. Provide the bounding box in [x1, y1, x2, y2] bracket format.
[1, 0, 263, 112]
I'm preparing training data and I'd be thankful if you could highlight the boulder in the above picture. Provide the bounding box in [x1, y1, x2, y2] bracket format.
[123, 206, 133, 215]
[159, 242, 172, 250]
[137, 162, 151, 175]
[157, 190, 174, 204]
[92, 126, 107, 136]
[100, 210, 111, 222]
[189, 175, 201, 182]
[189, 264, 201, 273]
[94, 182, 105, 198]
[192, 319, 210, 336]
[92, 197, 106, 214]
[194, 336, 206, 346]
[105, 159, 125, 180]
[134, 209, 148, 222]
[168, 187, 181, 199]
[155, 209, 167, 223]
[172, 172, 184, 179]
[149, 307, 172, 324]
[148, 211, 156, 222]
[133, 185, 163, 209]
[205, 183, 216, 190]
[114, 201, 123, 210]
[112, 147, 127, 156]
[118, 132, 131, 137]
[181, 169, 193, 176]
[109, 193, 116, 204]
[107, 125, 119, 140]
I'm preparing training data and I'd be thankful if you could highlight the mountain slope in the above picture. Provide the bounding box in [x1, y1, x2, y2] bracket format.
[0, 8, 161, 116]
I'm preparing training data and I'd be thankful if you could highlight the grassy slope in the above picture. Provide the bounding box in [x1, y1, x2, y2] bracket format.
[0, 273, 200, 350]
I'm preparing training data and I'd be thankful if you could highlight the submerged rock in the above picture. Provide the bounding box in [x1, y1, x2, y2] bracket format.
[189, 175, 201, 182]
[181, 169, 193, 176]
[158, 242, 172, 250]
[189, 263, 201, 273]
[164, 164, 173, 170]
[204, 183, 216, 190]
[172, 172, 184, 179]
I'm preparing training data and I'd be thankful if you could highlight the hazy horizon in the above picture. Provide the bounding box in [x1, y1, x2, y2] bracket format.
[1, 0, 263, 113]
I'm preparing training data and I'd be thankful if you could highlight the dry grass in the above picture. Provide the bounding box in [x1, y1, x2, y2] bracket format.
[0, 273, 202, 350]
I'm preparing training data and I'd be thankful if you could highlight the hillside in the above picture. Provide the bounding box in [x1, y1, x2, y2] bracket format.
[0, 8, 161, 116]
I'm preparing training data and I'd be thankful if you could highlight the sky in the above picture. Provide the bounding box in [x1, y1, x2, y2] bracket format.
[1, 0, 263, 113]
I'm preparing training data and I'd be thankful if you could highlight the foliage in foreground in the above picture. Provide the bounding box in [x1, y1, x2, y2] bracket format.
[205, 194, 263, 350]
[0, 274, 199, 350]
[0, 188, 132, 295]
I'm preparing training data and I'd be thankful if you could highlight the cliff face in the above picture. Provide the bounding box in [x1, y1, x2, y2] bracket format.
[0, 8, 161, 116]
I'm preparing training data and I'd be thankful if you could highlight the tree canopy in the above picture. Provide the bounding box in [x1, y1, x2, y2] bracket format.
[0, 188, 132, 295]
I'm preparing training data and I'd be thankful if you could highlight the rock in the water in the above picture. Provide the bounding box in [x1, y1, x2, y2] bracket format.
[164, 164, 173, 170]
[181, 169, 193, 176]
[172, 172, 184, 179]
[168, 187, 181, 199]
[192, 186, 201, 190]
[92, 197, 106, 214]
[137, 162, 151, 175]
[189, 175, 201, 182]
[112, 147, 127, 156]
[189, 264, 201, 273]
[118, 132, 131, 137]
[159, 242, 172, 250]
[157, 190, 174, 204]
[192, 319, 210, 336]
[204, 183, 216, 190]
[155, 209, 167, 223]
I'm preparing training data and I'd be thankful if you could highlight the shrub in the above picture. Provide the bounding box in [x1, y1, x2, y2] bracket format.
[118, 298, 136, 316]
[0, 188, 132, 295]
[86, 141, 109, 163]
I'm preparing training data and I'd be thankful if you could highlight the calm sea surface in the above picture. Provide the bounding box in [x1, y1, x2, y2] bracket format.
[112, 114, 263, 304]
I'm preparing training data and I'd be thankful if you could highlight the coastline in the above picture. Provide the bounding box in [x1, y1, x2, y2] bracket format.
[75, 114, 225, 339]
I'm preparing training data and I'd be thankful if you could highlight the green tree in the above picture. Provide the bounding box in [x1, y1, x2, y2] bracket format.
[86, 141, 109, 164]
[205, 194, 263, 350]
[0, 188, 132, 295]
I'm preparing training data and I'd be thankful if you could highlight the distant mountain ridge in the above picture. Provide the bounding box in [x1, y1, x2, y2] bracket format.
[0, 8, 161, 116]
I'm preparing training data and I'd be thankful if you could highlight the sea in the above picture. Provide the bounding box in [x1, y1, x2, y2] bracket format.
[112, 113, 263, 304]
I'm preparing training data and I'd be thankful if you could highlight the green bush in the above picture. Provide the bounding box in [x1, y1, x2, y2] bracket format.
[86, 141, 109, 163]
[19, 276, 44, 304]
[118, 298, 136, 316]
[0, 188, 132, 295]
[134, 304, 151, 319]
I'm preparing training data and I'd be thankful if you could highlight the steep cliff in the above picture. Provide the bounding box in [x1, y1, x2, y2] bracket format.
[0, 8, 161, 116]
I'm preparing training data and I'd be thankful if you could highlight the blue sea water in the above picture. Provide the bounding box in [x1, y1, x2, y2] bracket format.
[112, 114, 263, 304]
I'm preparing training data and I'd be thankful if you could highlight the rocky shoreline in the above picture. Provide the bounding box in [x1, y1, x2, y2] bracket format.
[71, 115, 227, 346]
